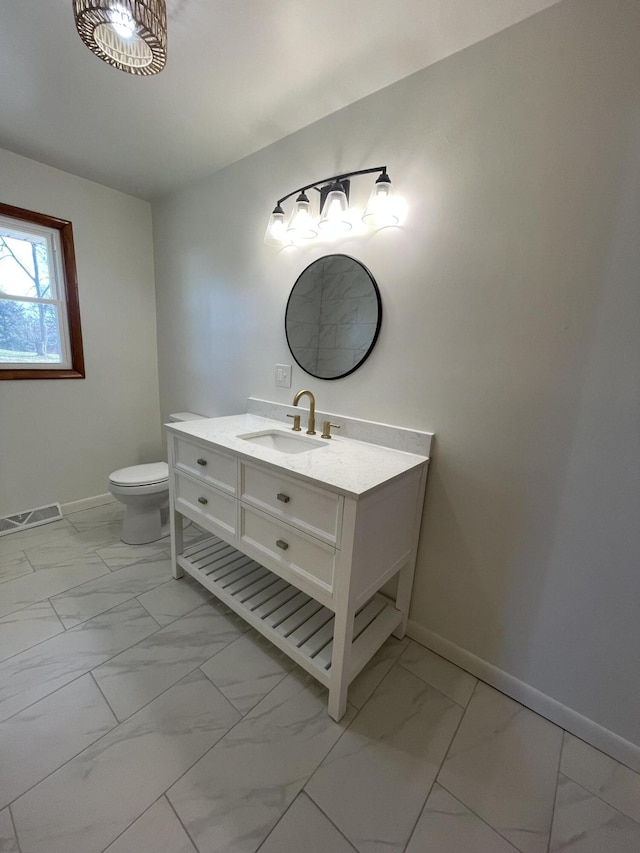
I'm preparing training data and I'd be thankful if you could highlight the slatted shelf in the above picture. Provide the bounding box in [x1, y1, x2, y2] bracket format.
[178, 535, 402, 689]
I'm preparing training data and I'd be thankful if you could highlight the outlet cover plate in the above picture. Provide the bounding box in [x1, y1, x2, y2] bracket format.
[275, 364, 292, 388]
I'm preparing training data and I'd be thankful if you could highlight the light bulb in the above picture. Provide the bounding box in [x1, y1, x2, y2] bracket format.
[269, 219, 285, 240]
[264, 205, 290, 246]
[286, 192, 318, 241]
[362, 171, 399, 228]
[318, 181, 351, 234]
[109, 5, 136, 38]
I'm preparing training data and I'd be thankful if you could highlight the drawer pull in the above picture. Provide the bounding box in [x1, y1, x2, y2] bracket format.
[197, 496, 208, 505]
[276, 539, 289, 551]
[197, 458, 207, 466]
[276, 493, 290, 503]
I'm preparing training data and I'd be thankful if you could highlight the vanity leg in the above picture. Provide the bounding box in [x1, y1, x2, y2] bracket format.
[328, 602, 354, 721]
[393, 563, 413, 639]
[167, 441, 184, 580]
[170, 509, 184, 579]
[328, 683, 348, 722]
[393, 464, 428, 639]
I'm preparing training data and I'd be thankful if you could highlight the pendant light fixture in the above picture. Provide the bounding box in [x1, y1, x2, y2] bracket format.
[265, 166, 399, 247]
[73, 0, 168, 75]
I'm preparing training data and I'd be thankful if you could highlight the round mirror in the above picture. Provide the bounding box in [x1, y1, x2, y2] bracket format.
[285, 254, 382, 380]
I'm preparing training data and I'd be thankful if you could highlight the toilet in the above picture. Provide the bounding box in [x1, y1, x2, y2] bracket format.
[109, 412, 205, 545]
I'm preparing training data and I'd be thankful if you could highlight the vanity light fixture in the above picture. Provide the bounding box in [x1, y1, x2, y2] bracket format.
[72, 0, 168, 75]
[265, 166, 398, 247]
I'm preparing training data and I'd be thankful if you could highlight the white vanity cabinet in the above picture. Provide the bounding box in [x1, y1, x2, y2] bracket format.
[167, 416, 428, 721]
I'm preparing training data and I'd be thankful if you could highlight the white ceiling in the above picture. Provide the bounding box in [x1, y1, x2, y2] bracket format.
[0, 0, 561, 200]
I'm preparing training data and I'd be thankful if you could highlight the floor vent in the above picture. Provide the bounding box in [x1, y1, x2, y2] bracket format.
[0, 503, 63, 537]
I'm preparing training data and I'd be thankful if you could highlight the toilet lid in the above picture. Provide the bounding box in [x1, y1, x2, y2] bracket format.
[109, 462, 169, 487]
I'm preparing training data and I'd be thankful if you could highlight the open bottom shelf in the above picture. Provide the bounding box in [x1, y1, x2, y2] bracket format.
[178, 535, 402, 688]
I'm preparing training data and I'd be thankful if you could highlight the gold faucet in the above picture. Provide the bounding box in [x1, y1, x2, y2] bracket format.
[292, 389, 316, 435]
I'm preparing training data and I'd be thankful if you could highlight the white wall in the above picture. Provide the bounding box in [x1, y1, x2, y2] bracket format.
[0, 149, 162, 514]
[153, 0, 640, 753]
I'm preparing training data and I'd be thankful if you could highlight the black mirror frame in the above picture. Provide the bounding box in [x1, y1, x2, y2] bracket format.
[285, 254, 382, 381]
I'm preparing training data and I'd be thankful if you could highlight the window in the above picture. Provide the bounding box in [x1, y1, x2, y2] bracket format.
[0, 202, 84, 380]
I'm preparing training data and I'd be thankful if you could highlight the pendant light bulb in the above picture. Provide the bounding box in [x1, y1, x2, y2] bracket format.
[109, 5, 136, 37]
[318, 181, 351, 234]
[264, 205, 290, 246]
[362, 170, 399, 228]
[286, 192, 318, 241]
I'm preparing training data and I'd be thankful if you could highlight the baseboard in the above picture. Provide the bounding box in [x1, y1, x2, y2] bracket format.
[407, 621, 640, 774]
[61, 493, 117, 515]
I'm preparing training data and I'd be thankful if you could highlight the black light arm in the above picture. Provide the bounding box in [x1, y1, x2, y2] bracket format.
[275, 166, 388, 208]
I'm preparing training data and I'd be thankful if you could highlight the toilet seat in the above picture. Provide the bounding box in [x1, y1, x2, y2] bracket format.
[109, 462, 169, 488]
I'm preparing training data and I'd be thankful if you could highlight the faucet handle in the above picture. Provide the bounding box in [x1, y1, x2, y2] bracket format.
[321, 421, 340, 439]
[286, 413, 301, 432]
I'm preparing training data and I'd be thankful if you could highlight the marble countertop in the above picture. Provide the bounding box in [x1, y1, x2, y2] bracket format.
[166, 413, 429, 499]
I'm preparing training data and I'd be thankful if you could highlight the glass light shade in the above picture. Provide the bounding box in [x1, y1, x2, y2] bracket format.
[286, 192, 318, 241]
[362, 172, 399, 227]
[264, 206, 290, 247]
[72, 0, 167, 75]
[318, 182, 351, 233]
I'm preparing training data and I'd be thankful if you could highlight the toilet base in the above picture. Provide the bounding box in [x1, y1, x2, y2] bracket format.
[120, 502, 169, 545]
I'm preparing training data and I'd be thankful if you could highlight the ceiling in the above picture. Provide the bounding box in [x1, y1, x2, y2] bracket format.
[0, 0, 561, 200]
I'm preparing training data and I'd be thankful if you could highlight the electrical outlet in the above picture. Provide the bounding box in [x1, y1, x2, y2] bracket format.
[275, 363, 292, 388]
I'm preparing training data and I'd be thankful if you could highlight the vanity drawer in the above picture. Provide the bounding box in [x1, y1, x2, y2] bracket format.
[174, 473, 237, 539]
[240, 463, 343, 546]
[240, 506, 336, 594]
[173, 436, 236, 494]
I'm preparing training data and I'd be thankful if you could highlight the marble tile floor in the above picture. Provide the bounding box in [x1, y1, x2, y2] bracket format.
[1, 504, 639, 853]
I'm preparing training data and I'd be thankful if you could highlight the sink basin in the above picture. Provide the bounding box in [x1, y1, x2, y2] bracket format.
[237, 429, 326, 454]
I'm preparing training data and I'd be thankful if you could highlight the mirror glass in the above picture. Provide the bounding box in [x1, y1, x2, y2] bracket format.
[285, 254, 382, 380]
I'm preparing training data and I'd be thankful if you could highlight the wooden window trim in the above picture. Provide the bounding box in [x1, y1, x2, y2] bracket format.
[0, 202, 85, 380]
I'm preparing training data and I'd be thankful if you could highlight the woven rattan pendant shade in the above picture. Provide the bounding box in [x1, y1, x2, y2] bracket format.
[73, 0, 167, 75]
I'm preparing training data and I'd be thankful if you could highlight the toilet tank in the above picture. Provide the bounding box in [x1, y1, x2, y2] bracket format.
[168, 412, 206, 423]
